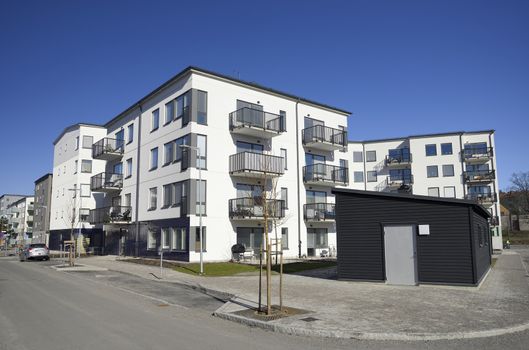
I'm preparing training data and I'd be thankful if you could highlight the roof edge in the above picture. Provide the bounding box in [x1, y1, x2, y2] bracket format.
[348, 129, 495, 144]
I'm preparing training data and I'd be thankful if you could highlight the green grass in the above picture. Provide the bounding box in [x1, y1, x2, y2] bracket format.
[503, 230, 529, 245]
[173, 262, 260, 276]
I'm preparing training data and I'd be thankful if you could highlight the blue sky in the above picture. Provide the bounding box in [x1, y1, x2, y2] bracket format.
[0, 0, 527, 194]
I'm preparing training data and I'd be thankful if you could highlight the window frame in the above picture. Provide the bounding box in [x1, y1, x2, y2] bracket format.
[151, 109, 160, 132]
[148, 187, 157, 211]
[425, 144, 437, 156]
[441, 143, 453, 155]
[366, 170, 377, 182]
[426, 165, 439, 178]
[80, 159, 92, 173]
[442, 164, 455, 177]
[366, 151, 376, 162]
[82, 135, 93, 149]
[150, 147, 158, 171]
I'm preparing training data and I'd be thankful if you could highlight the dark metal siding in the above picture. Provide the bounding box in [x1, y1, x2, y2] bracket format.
[472, 209, 492, 283]
[335, 194, 477, 284]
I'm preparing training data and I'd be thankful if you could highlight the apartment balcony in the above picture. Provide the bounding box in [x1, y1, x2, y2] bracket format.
[385, 152, 412, 167]
[386, 174, 414, 191]
[465, 193, 497, 207]
[464, 170, 495, 184]
[229, 107, 285, 139]
[92, 137, 124, 160]
[303, 164, 348, 187]
[304, 203, 335, 222]
[88, 206, 132, 225]
[90, 172, 123, 193]
[302, 125, 347, 152]
[490, 216, 500, 226]
[462, 147, 493, 163]
[229, 152, 284, 178]
[228, 198, 285, 221]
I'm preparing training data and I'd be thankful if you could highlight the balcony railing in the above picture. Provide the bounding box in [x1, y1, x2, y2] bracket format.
[229, 107, 285, 135]
[386, 174, 414, 188]
[463, 170, 495, 183]
[462, 147, 493, 162]
[304, 203, 335, 221]
[90, 172, 123, 192]
[302, 125, 347, 150]
[465, 193, 497, 205]
[303, 163, 348, 186]
[228, 198, 285, 220]
[88, 206, 132, 225]
[92, 137, 124, 160]
[490, 216, 499, 226]
[229, 152, 284, 177]
[385, 151, 412, 166]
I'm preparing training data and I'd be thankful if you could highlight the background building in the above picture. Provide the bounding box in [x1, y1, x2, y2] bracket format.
[7, 196, 34, 243]
[33, 174, 53, 244]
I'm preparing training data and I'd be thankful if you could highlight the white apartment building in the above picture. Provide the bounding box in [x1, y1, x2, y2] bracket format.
[49, 123, 107, 252]
[346, 130, 502, 250]
[7, 196, 34, 242]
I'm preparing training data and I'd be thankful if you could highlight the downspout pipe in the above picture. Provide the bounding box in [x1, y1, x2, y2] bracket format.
[295, 99, 302, 258]
[134, 104, 143, 257]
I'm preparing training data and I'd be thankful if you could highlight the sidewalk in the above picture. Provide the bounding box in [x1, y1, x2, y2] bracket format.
[77, 248, 529, 341]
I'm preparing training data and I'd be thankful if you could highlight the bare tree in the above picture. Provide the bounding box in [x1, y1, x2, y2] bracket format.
[62, 196, 80, 266]
[509, 172, 529, 214]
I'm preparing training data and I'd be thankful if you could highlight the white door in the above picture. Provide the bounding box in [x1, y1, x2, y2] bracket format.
[384, 225, 418, 285]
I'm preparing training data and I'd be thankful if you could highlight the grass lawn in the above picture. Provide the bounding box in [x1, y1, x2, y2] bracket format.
[503, 230, 529, 245]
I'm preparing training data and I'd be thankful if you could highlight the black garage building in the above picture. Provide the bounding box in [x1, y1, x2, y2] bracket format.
[332, 189, 492, 286]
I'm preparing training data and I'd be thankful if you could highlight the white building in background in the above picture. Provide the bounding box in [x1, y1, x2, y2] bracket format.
[346, 130, 502, 250]
[49, 123, 107, 252]
[48, 66, 502, 259]
[7, 196, 34, 242]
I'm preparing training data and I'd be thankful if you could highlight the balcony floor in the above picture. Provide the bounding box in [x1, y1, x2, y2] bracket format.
[230, 126, 282, 139]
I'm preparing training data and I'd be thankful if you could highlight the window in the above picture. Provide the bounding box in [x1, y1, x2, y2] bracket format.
[82, 135, 93, 149]
[150, 148, 158, 170]
[366, 151, 376, 162]
[196, 134, 207, 169]
[367, 171, 377, 182]
[175, 135, 190, 162]
[444, 186, 456, 198]
[152, 109, 160, 131]
[428, 187, 440, 197]
[425, 144, 437, 156]
[127, 124, 134, 144]
[340, 159, 348, 170]
[281, 148, 287, 170]
[196, 180, 206, 215]
[124, 193, 131, 208]
[81, 160, 92, 173]
[281, 227, 288, 250]
[74, 160, 78, 174]
[115, 129, 125, 148]
[442, 164, 454, 177]
[197, 90, 207, 125]
[164, 142, 174, 166]
[237, 227, 264, 251]
[279, 110, 287, 132]
[176, 91, 191, 121]
[161, 228, 170, 250]
[281, 188, 288, 209]
[148, 187, 157, 210]
[171, 227, 187, 251]
[147, 229, 156, 250]
[79, 208, 89, 222]
[163, 184, 173, 208]
[441, 143, 453, 155]
[354, 171, 364, 183]
[427, 165, 438, 178]
[75, 136, 79, 150]
[165, 100, 175, 124]
[113, 162, 123, 175]
[236, 141, 263, 153]
[307, 228, 328, 248]
[125, 158, 132, 178]
[353, 151, 363, 163]
[80, 184, 91, 197]
[194, 226, 206, 252]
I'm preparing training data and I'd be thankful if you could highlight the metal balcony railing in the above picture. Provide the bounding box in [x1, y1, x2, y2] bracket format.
[302, 125, 347, 148]
[90, 172, 124, 192]
[88, 206, 132, 224]
[386, 174, 414, 187]
[229, 152, 284, 176]
[462, 147, 493, 161]
[385, 151, 412, 166]
[229, 107, 285, 134]
[463, 170, 495, 183]
[92, 137, 124, 159]
[303, 164, 348, 185]
[465, 193, 497, 204]
[304, 203, 335, 221]
[228, 198, 285, 219]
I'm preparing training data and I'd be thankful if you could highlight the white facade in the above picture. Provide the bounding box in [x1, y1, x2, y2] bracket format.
[346, 131, 502, 250]
[7, 196, 34, 242]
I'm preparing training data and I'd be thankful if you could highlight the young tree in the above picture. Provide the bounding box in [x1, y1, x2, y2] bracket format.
[62, 196, 81, 266]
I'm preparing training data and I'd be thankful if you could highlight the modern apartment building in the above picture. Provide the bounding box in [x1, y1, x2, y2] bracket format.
[33, 174, 53, 244]
[0, 194, 26, 233]
[49, 123, 107, 252]
[346, 130, 501, 250]
[7, 196, 34, 242]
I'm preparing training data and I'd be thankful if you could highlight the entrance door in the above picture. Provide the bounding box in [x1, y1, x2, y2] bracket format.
[383, 225, 417, 285]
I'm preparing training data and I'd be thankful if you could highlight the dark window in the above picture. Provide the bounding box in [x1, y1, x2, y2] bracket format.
[354, 171, 364, 183]
[353, 151, 363, 162]
[367, 171, 377, 182]
[425, 144, 437, 156]
[427, 165, 438, 178]
[197, 90, 207, 125]
[152, 109, 160, 131]
[442, 164, 454, 177]
[366, 151, 376, 162]
[441, 143, 452, 155]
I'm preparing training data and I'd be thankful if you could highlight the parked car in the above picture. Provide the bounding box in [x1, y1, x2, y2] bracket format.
[19, 243, 49, 261]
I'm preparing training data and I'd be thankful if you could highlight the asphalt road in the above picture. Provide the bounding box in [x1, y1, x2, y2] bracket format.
[1, 254, 528, 350]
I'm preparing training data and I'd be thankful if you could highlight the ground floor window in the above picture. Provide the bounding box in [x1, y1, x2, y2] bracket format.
[147, 229, 156, 250]
[192, 226, 206, 252]
[281, 227, 288, 250]
[307, 228, 328, 249]
[171, 227, 187, 251]
[237, 227, 264, 253]
[161, 228, 171, 250]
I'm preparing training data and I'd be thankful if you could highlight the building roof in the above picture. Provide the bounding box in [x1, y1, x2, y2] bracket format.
[331, 188, 491, 218]
[53, 123, 105, 145]
[34, 173, 53, 185]
[7, 196, 33, 208]
[348, 129, 495, 144]
[104, 66, 351, 128]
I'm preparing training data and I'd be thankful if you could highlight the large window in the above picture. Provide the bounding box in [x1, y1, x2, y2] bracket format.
[281, 188, 288, 209]
[171, 227, 187, 251]
[196, 180, 206, 215]
[307, 228, 328, 249]
[161, 181, 187, 212]
[163, 184, 173, 208]
[306, 190, 326, 203]
[82, 135, 93, 149]
[441, 143, 453, 155]
[165, 100, 175, 124]
[281, 148, 287, 170]
[113, 162, 123, 175]
[176, 91, 191, 121]
[366, 151, 376, 162]
[442, 164, 454, 177]
[237, 227, 263, 251]
[126, 158, 132, 178]
[81, 160, 92, 173]
[367, 171, 377, 182]
[354, 171, 364, 183]
[425, 144, 437, 156]
[152, 109, 160, 131]
[148, 187, 157, 210]
[150, 147, 158, 170]
[196, 134, 207, 169]
[147, 229, 157, 250]
[236, 141, 263, 153]
[161, 228, 171, 250]
[164, 142, 174, 166]
[353, 151, 363, 163]
[197, 90, 207, 125]
[427, 165, 438, 178]
[175, 135, 190, 162]
[127, 124, 134, 144]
